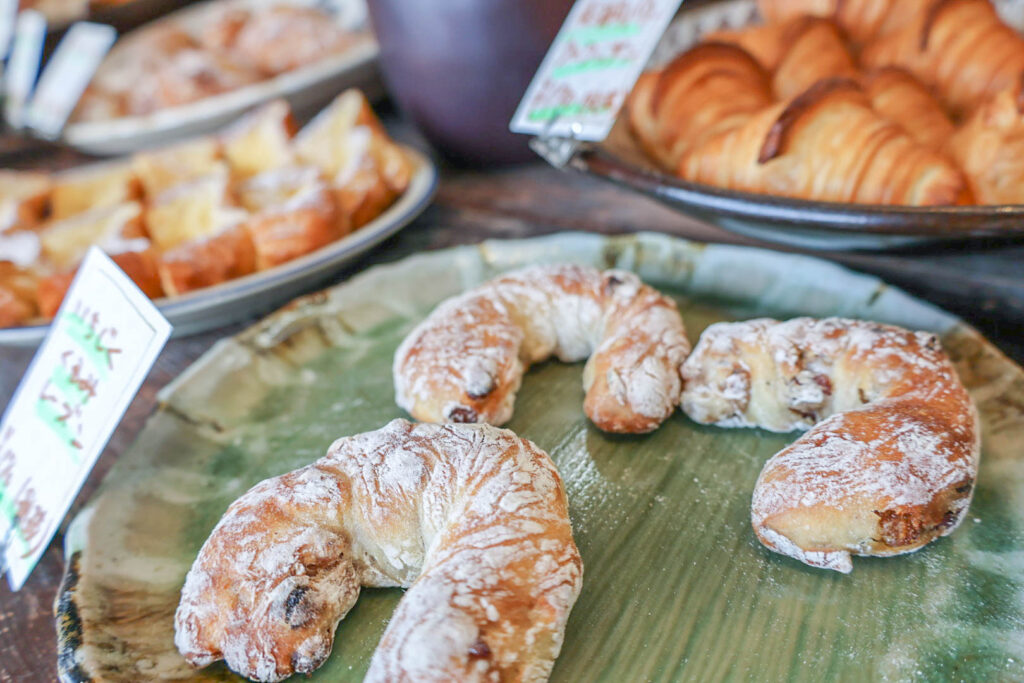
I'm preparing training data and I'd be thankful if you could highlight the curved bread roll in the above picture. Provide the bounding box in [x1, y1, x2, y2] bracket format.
[681, 317, 979, 573]
[771, 17, 858, 101]
[678, 78, 966, 205]
[394, 264, 691, 434]
[948, 77, 1024, 204]
[863, 67, 955, 150]
[626, 43, 772, 170]
[175, 419, 582, 682]
[861, 0, 1024, 115]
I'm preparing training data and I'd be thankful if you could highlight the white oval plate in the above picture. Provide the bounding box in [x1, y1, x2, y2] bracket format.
[0, 146, 438, 347]
[60, 0, 380, 156]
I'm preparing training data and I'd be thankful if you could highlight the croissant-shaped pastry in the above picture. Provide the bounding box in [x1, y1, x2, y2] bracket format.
[701, 23, 788, 70]
[757, 0, 927, 45]
[681, 318, 979, 573]
[175, 419, 582, 682]
[862, 67, 955, 150]
[677, 78, 967, 205]
[626, 43, 772, 170]
[771, 16, 859, 101]
[861, 0, 1024, 115]
[394, 264, 691, 434]
[948, 78, 1024, 204]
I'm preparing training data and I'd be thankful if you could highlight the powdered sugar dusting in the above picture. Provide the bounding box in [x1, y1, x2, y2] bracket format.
[174, 419, 582, 682]
[682, 317, 980, 572]
[394, 264, 691, 433]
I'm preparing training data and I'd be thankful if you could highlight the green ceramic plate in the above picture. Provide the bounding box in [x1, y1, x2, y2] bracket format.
[56, 233, 1024, 682]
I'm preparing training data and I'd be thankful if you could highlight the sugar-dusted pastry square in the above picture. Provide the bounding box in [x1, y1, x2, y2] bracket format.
[144, 168, 248, 251]
[39, 201, 147, 272]
[221, 99, 297, 178]
[157, 225, 256, 296]
[132, 137, 224, 198]
[50, 162, 141, 221]
[237, 166, 342, 270]
[294, 90, 413, 227]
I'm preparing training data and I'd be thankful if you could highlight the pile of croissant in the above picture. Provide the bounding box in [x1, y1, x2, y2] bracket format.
[627, 0, 1024, 206]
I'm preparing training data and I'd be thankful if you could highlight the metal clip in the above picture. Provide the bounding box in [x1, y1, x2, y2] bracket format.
[529, 116, 584, 169]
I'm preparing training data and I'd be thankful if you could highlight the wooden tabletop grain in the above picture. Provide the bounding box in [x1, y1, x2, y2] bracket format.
[1, 123, 1023, 681]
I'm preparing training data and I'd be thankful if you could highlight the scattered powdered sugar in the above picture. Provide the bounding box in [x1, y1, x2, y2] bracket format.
[758, 526, 854, 573]
[683, 317, 980, 572]
[174, 419, 582, 682]
[394, 264, 691, 433]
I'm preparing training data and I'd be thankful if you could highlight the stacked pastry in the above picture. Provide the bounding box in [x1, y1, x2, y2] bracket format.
[72, 2, 366, 121]
[0, 90, 414, 328]
[627, 0, 1024, 206]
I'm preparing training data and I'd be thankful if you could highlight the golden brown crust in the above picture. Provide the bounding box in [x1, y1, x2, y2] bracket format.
[862, 66, 955, 149]
[948, 79, 1024, 204]
[37, 248, 163, 318]
[626, 43, 772, 170]
[157, 226, 255, 296]
[244, 206, 340, 271]
[679, 78, 967, 205]
[701, 23, 789, 70]
[861, 0, 1024, 115]
[0, 263, 39, 327]
[758, 0, 926, 45]
[758, 77, 864, 162]
[771, 17, 859, 101]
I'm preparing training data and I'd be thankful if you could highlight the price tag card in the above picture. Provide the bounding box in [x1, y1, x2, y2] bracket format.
[0, 0, 18, 60]
[0, 248, 171, 590]
[3, 9, 46, 129]
[25, 21, 115, 138]
[510, 0, 683, 142]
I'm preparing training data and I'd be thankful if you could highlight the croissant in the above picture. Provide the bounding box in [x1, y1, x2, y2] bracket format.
[948, 78, 1024, 204]
[626, 43, 772, 170]
[701, 23, 788, 70]
[862, 67, 954, 150]
[860, 0, 1024, 115]
[757, 0, 927, 45]
[394, 264, 691, 434]
[175, 419, 582, 682]
[681, 317, 979, 573]
[771, 16, 859, 101]
[677, 78, 967, 205]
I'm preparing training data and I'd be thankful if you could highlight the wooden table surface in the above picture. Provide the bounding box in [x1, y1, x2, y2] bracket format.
[1, 123, 1023, 680]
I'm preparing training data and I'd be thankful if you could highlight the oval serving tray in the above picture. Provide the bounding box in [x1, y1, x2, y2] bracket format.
[55, 232, 1024, 681]
[60, 0, 379, 156]
[0, 145, 437, 347]
[562, 0, 1024, 250]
